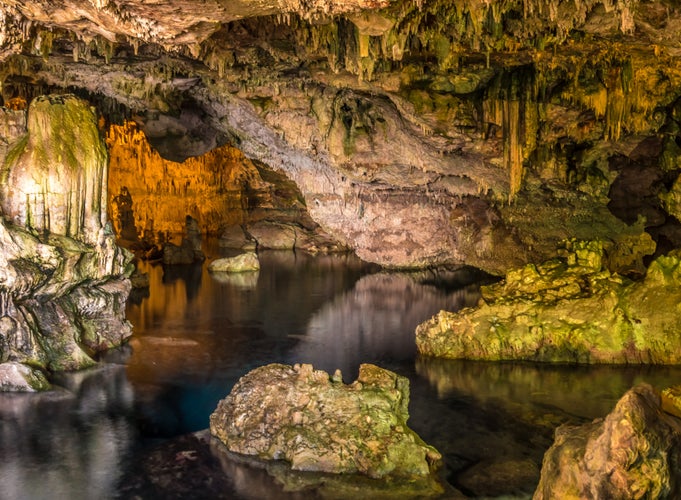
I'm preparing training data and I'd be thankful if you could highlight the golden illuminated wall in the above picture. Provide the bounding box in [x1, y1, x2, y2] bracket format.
[106, 122, 266, 240]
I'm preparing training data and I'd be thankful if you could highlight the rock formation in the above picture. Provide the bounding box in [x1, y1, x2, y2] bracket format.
[208, 252, 260, 273]
[0, 94, 133, 389]
[2, 1, 681, 272]
[210, 363, 443, 496]
[416, 240, 681, 364]
[534, 383, 681, 499]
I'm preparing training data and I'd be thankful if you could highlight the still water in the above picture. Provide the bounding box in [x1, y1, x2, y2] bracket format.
[2, 250, 681, 499]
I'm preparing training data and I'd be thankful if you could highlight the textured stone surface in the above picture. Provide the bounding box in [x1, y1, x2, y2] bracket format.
[534, 384, 681, 500]
[0, 361, 50, 392]
[0, 95, 133, 385]
[416, 241, 681, 364]
[208, 252, 260, 273]
[210, 363, 442, 488]
[3, 1, 680, 272]
[0, 95, 107, 245]
[218, 225, 254, 250]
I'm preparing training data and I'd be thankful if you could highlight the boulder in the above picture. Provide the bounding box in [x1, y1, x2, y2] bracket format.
[0, 362, 51, 392]
[162, 239, 197, 265]
[416, 241, 681, 364]
[208, 252, 260, 273]
[534, 384, 681, 499]
[162, 215, 205, 265]
[210, 363, 442, 492]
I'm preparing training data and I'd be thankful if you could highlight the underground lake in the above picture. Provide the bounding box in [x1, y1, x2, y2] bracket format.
[2, 248, 681, 499]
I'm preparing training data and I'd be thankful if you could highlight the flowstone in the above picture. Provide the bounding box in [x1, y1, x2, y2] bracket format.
[0, 95, 133, 389]
[209, 363, 444, 497]
[416, 240, 681, 364]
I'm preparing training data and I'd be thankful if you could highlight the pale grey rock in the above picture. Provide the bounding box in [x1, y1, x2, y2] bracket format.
[0, 362, 50, 392]
[208, 252, 260, 273]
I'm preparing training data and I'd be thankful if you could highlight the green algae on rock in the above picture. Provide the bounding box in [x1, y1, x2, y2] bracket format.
[209, 363, 444, 496]
[0, 95, 134, 386]
[416, 240, 681, 364]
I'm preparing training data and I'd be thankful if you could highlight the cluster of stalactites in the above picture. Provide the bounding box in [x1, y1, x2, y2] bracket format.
[106, 121, 265, 239]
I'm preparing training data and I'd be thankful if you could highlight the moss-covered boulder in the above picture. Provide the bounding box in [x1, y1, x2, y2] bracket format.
[210, 363, 443, 497]
[416, 240, 681, 364]
[534, 384, 681, 499]
[0, 361, 50, 391]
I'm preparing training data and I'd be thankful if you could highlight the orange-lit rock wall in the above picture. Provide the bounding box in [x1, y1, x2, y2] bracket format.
[106, 122, 266, 241]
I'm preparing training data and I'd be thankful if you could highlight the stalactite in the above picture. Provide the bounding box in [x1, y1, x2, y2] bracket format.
[503, 99, 523, 201]
[106, 122, 267, 238]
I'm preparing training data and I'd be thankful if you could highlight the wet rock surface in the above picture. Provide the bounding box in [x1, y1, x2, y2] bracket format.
[0, 95, 133, 387]
[416, 240, 681, 364]
[534, 383, 681, 500]
[210, 362, 444, 496]
[208, 252, 260, 273]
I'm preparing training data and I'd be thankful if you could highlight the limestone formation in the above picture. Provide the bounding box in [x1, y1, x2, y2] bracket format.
[0, 95, 108, 246]
[534, 384, 681, 499]
[210, 363, 443, 495]
[0, 361, 50, 391]
[0, 95, 133, 388]
[208, 252, 260, 273]
[4, 1, 681, 272]
[416, 240, 681, 364]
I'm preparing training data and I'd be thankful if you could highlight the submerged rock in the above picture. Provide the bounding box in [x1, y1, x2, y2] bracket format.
[210, 363, 443, 495]
[534, 384, 681, 499]
[208, 252, 260, 273]
[416, 240, 681, 364]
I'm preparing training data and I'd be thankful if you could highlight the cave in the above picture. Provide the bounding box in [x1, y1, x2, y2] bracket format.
[2, 0, 681, 498]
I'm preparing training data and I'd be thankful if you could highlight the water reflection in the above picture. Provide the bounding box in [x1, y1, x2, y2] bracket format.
[0, 365, 135, 500]
[291, 272, 481, 379]
[3, 250, 681, 499]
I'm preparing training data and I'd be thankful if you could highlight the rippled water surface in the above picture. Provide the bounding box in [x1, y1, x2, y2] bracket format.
[2, 249, 681, 499]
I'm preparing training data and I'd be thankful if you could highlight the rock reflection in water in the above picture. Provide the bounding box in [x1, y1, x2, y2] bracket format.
[0, 365, 135, 500]
[290, 272, 482, 379]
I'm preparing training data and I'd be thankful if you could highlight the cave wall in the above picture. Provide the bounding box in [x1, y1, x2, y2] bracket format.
[106, 121, 258, 240]
[0, 0, 681, 274]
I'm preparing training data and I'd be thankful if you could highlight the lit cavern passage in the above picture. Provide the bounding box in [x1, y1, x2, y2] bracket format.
[4, 0, 681, 498]
[106, 121, 252, 244]
[105, 120, 344, 258]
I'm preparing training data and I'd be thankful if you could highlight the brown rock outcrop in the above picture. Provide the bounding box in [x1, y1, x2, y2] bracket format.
[534, 384, 681, 500]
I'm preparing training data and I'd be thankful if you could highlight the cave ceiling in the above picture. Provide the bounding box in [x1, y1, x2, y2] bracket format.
[2, 0, 681, 272]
